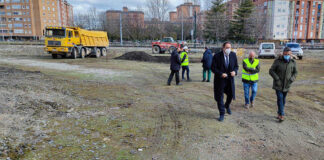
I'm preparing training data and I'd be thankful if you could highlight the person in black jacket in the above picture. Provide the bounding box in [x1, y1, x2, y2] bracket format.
[201, 47, 213, 82]
[167, 45, 183, 86]
[211, 42, 239, 122]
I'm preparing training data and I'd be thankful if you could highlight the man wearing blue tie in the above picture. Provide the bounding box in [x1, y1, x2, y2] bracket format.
[211, 42, 239, 122]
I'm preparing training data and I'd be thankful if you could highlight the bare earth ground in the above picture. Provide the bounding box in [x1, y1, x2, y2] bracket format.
[0, 45, 323, 160]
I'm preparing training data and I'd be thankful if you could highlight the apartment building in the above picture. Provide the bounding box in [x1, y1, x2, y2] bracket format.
[291, 0, 323, 42]
[106, 7, 145, 28]
[225, 0, 324, 42]
[0, 0, 73, 40]
[169, 2, 201, 23]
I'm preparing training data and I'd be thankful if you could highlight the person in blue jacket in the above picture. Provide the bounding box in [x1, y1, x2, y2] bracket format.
[201, 47, 213, 82]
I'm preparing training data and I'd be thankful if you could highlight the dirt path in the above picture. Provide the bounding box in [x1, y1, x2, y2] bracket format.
[0, 57, 129, 78]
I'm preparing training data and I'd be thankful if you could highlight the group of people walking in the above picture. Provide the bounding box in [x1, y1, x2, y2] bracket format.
[167, 42, 298, 122]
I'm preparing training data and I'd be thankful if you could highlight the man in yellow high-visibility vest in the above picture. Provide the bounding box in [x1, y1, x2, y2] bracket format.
[242, 51, 260, 109]
[181, 46, 191, 81]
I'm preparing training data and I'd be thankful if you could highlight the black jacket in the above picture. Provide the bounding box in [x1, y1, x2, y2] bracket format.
[201, 49, 213, 70]
[211, 51, 239, 100]
[170, 49, 181, 71]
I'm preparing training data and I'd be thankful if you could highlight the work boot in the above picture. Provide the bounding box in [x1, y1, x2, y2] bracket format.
[218, 115, 225, 122]
[279, 116, 285, 122]
[250, 101, 254, 108]
[244, 104, 249, 109]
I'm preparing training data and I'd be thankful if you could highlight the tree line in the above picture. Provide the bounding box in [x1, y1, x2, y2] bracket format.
[74, 0, 263, 43]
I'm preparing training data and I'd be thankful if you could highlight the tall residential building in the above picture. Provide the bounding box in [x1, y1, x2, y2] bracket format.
[169, 2, 201, 23]
[228, 0, 324, 42]
[0, 0, 73, 40]
[291, 0, 323, 42]
[106, 7, 145, 28]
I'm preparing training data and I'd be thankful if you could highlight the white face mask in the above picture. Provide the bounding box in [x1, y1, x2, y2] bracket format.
[225, 49, 231, 55]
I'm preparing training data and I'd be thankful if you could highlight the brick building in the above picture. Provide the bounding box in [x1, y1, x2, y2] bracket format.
[106, 7, 144, 28]
[0, 0, 73, 40]
[169, 2, 201, 23]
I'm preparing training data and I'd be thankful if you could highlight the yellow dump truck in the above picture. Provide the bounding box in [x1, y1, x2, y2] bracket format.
[45, 26, 109, 59]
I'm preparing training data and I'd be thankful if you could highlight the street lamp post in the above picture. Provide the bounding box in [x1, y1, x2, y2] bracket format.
[0, 16, 4, 41]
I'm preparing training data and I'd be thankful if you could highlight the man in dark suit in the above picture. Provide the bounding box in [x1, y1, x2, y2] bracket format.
[211, 42, 239, 122]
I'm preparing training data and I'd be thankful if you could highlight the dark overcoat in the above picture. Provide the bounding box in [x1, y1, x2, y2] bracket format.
[211, 51, 239, 100]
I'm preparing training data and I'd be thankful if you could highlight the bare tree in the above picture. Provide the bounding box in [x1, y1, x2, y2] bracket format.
[146, 0, 170, 21]
[204, 0, 213, 10]
[184, 0, 201, 5]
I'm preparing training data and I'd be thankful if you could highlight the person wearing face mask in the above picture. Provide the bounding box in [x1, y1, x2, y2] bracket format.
[211, 42, 239, 122]
[242, 51, 260, 109]
[269, 47, 298, 122]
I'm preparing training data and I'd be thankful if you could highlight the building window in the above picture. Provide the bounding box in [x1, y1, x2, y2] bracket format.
[12, 5, 21, 9]
[299, 32, 302, 37]
[312, 10, 315, 15]
[278, 8, 281, 12]
[301, 17, 303, 23]
[302, 1, 305, 8]
[301, 9, 304, 15]
[310, 32, 313, 37]
[14, 23, 23, 28]
[14, 29, 24, 34]
[300, 25, 303, 31]
[312, 17, 315, 23]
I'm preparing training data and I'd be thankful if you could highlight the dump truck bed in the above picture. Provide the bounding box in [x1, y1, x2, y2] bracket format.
[79, 28, 109, 47]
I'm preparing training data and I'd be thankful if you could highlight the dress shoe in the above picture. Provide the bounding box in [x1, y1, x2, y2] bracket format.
[218, 115, 224, 122]
[226, 108, 232, 115]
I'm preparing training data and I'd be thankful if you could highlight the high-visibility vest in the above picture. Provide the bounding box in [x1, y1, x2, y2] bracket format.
[242, 58, 259, 81]
[180, 51, 189, 66]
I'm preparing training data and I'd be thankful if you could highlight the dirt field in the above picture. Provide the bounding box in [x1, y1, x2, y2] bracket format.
[0, 45, 323, 160]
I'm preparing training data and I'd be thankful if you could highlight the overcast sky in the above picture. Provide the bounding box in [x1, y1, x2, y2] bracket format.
[68, 0, 205, 14]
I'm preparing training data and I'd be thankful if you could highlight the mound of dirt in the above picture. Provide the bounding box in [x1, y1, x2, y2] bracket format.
[115, 51, 169, 63]
[115, 51, 201, 63]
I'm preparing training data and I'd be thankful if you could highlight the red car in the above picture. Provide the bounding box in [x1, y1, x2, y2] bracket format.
[151, 37, 181, 54]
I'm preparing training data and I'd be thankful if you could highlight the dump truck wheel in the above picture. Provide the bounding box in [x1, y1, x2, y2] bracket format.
[52, 54, 58, 59]
[80, 48, 86, 59]
[152, 46, 160, 54]
[72, 48, 78, 59]
[101, 48, 107, 57]
[168, 46, 176, 54]
[95, 48, 101, 58]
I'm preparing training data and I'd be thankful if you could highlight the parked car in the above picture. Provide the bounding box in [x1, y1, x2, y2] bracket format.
[258, 43, 276, 58]
[285, 42, 303, 60]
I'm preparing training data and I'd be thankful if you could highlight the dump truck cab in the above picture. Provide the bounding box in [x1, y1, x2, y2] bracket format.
[45, 26, 109, 59]
[45, 27, 75, 58]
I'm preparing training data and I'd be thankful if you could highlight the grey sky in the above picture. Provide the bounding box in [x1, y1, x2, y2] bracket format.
[68, 0, 204, 14]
